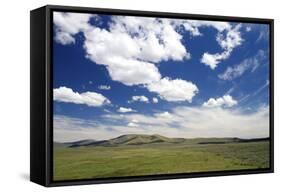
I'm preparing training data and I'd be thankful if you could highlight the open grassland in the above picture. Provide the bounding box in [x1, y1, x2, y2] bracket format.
[53, 140, 270, 181]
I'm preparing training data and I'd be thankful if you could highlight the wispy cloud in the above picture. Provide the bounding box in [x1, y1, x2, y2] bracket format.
[237, 80, 269, 105]
[98, 85, 111, 90]
[225, 86, 235, 95]
[54, 104, 269, 142]
[253, 80, 269, 96]
[256, 25, 269, 43]
[218, 50, 267, 80]
[239, 94, 251, 103]
[54, 115, 116, 142]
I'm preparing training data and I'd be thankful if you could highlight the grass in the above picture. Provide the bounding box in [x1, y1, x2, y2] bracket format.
[53, 141, 270, 181]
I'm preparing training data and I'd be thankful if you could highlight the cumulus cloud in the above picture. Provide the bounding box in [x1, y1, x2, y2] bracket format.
[201, 51, 231, 70]
[53, 86, 110, 107]
[53, 12, 93, 45]
[218, 50, 267, 80]
[98, 85, 111, 90]
[54, 13, 201, 102]
[201, 24, 243, 69]
[110, 16, 190, 62]
[130, 95, 149, 103]
[152, 97, 159, 103]
[53, 14, 246, 102]
[83, 27, 162, 86]
[117, 107, 136, 113]
[82, 16, 191, 86]
[147, 77, 198, 102]
[203, 95, 238, 108]
[82, 16, 200, 101]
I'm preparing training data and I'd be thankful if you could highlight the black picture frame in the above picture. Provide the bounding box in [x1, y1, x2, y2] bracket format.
[30, 4, 274, 187]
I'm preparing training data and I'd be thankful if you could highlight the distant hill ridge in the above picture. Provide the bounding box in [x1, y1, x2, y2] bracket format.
[54, 134, 270, 148]
[66, 134, 186, 148]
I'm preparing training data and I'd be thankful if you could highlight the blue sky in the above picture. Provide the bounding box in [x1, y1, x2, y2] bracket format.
[53, 12, 270, 142]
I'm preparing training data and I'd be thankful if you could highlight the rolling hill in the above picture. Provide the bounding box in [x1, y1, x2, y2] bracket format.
[54, 134, 269, 148]
[68, 134, 185, 147]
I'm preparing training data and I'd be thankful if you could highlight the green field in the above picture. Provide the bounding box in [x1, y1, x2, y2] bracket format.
[53, 135, 270, 181]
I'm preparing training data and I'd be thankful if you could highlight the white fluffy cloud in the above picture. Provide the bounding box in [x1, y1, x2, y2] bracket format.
[201, 24, 243, 69]
[203, 95, 238, 108]
[53, 12, 93, 45]
[83, 26, 161, 85]
[152, 97, 159, 103]
[82, 16, 200, 102]
[218, 50, 266, 80]
[147, 77, 198, 102]
[54, 13, 199, 102]
[130, 95, 149, 103]
[201, 51, 231, 70]
[117, 107, 136, 113]
[82, 16, 190, 86]
[110, 16, 190, 62]
[53, 13, 246, 102]
[53, 86, 110, 107]
[98, 85, 111, 90]
[102, 57, 161, 86]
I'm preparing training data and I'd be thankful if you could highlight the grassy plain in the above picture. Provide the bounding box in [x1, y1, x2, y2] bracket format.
[53, 139, 270, 181]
